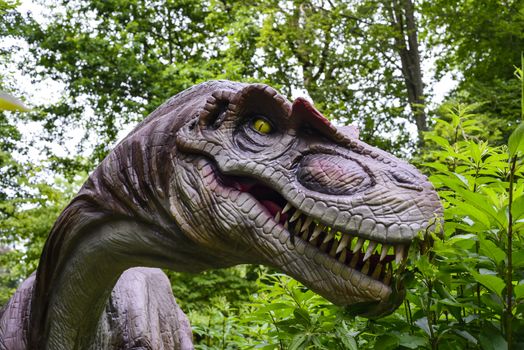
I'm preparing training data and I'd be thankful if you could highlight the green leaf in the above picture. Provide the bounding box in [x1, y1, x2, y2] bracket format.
[293, 308, 310, 326]
[478, 239, 506, 265]
[478, 324, 507, 350]
[398, 334, 427, 349]
[511, 194, 524, 220]
[515, 283, 524, 300]
[454, 202, 491, 228]
[339, 334, 358, 350]
[289, 333, 307, 350]
[422, 161, 450, 173]
[425, 134, 451, 149]
[414, 317, 431, 336]
[471, 272, 505, 296]
[436, 177, 504, 227]
[336, 324, 358, 350]
[374, 334, 400, 350]
[512, 250, 524, 268]
[0, 92, 30, 112]
[452, 329, 478, 345]
[508, 122, 524, 157]
[447, 233, 477, 249]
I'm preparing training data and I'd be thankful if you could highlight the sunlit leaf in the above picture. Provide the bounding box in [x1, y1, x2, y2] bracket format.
[508, 122, 524, 157]
[288, 333, 307, 350]
[414, 317, 431, 336]
[425, 134, 451, 149]
[478, 239, 506, 265]
[515, 283, 524, 300]
[471, 272, 505, 296]
[512, 194, 524, 220]
[293, 308, 310, 326]
[0, 92, 30, 112]
[336, 327, 358, 350]
[453, 329, 478, 345]
[512, 250, 524, 268]
[398, 334, 427, 349]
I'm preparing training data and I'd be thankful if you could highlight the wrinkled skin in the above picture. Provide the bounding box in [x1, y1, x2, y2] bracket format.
[0, 81, 442, 350]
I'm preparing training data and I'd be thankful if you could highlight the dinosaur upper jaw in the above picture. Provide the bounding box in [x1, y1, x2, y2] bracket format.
[215, 166, 412, 315]
[221, 174, 406, 285]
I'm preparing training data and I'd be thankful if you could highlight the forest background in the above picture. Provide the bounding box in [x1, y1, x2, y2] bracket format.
[1, 0, 524, 349]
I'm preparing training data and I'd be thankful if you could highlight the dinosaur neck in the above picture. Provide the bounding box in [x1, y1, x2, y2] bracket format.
[35, 219, 181, 350]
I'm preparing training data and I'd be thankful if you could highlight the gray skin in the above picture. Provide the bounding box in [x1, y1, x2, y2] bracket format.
[0, 81, 442, 349]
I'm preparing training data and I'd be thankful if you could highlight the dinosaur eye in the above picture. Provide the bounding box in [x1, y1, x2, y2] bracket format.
[251, 116, 273, 134]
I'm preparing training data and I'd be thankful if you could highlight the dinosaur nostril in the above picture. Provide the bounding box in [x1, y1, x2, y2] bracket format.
[391, 171, 413, 184]
[297, 154, 372, 195]
[391, 170, 424, 191]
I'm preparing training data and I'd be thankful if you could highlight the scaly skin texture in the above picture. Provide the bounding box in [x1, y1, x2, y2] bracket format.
[0, 81, 442, 349]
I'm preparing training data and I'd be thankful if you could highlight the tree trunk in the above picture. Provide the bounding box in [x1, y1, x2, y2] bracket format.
[386, 0, 427, 146]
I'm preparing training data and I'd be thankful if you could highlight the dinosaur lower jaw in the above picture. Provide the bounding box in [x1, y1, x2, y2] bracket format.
[219, 173, 409, 290]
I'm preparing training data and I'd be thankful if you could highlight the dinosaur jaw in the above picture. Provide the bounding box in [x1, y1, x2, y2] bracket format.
[218, 171, 410, 316]
[222, 174, 407, 283]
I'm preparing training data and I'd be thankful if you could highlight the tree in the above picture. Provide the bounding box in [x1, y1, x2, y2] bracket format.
[230, 0, 429, 150]
[18, 1, 228, 163]
[421, 0, 524, 143]
[14, 0, 435, 159]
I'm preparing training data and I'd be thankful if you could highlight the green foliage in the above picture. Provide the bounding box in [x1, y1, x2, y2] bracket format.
[0, 92, 30, 112]
[186, 273, 364, 349]
[12, 0, 437, 160]
[0, 173, 82, 306]
[422, 0, 524, 142]
[18, 0, 260, 162]
[167, 265, 259, 311]
[413, 96, 524, 348]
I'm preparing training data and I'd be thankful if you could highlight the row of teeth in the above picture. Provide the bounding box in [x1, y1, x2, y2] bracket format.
[275, 203, 408, 284]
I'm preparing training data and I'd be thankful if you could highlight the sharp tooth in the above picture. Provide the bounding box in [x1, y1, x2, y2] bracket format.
[371, 263, 382, 279]
[290, 210, 302, 223]
[320, 240, 330, 252]
[380, 244, 390, 262]
[336, 235, 351, 254]
[301, 216, 313, 232]
[338, 249, 347, 263]
[284, 221, 289, 229]
[301, 229, 309, 240]
[294, 218, 302, 234]
[361, 260, 370, 274]
[384, 265, 392, 285]
[363, 241, 377, 261]
[329, 242, 338, 257]
[322, 230, 334, 244]
[274, 211, 281, 222]
[350, 252, 359, 268]
[352, 237, 365, 253]
[282, 203, 292, 214]
[395, 245, 405, 264]
[310, 225, 323, 241]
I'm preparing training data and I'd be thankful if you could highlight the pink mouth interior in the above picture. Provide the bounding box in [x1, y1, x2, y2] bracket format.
[221, 176, 289, 223]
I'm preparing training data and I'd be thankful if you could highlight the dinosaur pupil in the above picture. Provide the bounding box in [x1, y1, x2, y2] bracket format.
[253, 118, 272, 134]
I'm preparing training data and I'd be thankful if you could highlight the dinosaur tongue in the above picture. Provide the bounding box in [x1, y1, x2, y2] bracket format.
[259, 200, 281, 216]
[224, 176, 287, 222]
[246, 184, 285, 217]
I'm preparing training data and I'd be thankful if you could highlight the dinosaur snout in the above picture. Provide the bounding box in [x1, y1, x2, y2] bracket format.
[297, 154, 373, 195]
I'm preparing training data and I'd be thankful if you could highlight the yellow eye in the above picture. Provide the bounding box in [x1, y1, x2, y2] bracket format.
[252, 117, 273, 134]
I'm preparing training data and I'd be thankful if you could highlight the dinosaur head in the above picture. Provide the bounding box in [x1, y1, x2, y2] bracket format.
[169, 82, 442, 317]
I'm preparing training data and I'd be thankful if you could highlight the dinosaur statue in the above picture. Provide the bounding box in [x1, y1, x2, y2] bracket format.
[0, 81, 442, 349]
